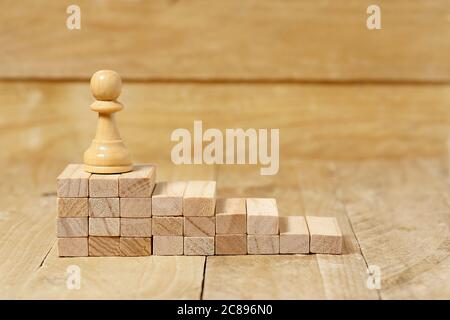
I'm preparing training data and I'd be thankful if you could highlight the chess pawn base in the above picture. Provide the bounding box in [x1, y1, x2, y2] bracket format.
[83, 139, 133, 174]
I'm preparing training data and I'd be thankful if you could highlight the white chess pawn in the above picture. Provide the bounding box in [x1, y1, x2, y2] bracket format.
[83, 70, 133, 174]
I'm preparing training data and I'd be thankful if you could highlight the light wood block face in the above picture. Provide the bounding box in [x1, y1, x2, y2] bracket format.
[89, 237, 121, 256]
[306, 216, 343, 255]
[89, 198, 119, 217]
[184, 217, 215, 237]
[58, 238, 88, 257]
[57, 164, 90, 197]
[279, 216, 310, 254]
[215, 234, 247, 255]
[152, 217, 183, 236]
[216, 198, 246, 234]
[56, 218, 88, 237]
[152, 181, 186, 216]
[183, 181, 216, 216]
[247, 235, 280, 255]
[120, 198, 151, 217]
[119, 164, 156, 197]
[153, 236, 183, 256]
[184, 237, 214, 256]
[89, 218, 120, 236]
[246, 198, 279, 234]
[120, 218, 152, 237]
[57, 198, 88, 217]
[119, 237, 151, 256]
[89, 174, 119, 197]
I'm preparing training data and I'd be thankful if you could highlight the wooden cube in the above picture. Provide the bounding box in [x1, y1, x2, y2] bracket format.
[120, 218, 152, 237]
[58, 237, 88, 257]
[279, 216, 309, 254]
[89, 218, 120, 236]
[120, 198, 152, 218]
[246, 198, 279, 234]
[184, 237, 214, 256]
[247, 235, 279, 255]
[119, 164, 156, 197]
[89, 174, 119, 197]
[57, 197, 88, 217]
[184, 217, 215, 236]
[183, 181, 216, 216]
[153, 236, 183, 256]
[306, 216, 343, 255]
[215, 234, 247, 255]
[152, 217, 183, 236]
[89, 198, 119, 217]
[57, 164, 90, 198]
[216, 198, 246, 234]
[152, 181, 186, 216]
[56, 217, 88, 237]
[120, 237, 152, 256]
[89, 237, 121, 256]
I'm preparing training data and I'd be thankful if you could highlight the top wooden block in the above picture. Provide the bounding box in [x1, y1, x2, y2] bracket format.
[89, 174, 120, 197]
[279, 216, 309, 235]
[119, 164, 156, 197]
[57, 164, 90, 197]
[183, 181, 216, 216]
[306, 216, 343, 255]
[246, 198, 279, 234]
[215, 198, 247, 234]
[152, 181, 186, 216]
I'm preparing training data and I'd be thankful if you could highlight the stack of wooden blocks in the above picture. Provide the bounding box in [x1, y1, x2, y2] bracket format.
[56, 164, 343, 257]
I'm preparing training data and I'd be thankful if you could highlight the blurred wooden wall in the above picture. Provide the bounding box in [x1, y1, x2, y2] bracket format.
[0, 0, 449, 82]
[0, 0, 449, 176]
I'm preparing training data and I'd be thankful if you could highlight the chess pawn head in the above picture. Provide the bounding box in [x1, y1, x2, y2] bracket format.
[83, 70, 133, 174]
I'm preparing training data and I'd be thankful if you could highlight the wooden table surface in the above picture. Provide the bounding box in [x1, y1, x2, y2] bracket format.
[0, 81, 449, 299]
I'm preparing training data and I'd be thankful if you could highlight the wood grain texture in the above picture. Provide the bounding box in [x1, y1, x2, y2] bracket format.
[306, 216, 343, 255]
[89, 218, 120, 237]
[57, 237, 88, 257]
[1, 1, 448, 82]
[246, 198, 279, 235]
[153, 236, 184, 256]
[152, 181, 186, 216]
[120, 237, 152, 256]
[152, 217, 183, 236]
[89, 236, 121, 257]
[56, 217, 88, 237]
[213, 162, 378, 299]
[279, 216, 309, 254]
[183, 181, 216, 216]
[21, 247, 205, 299]
[184, 217, 216, 237]
[120, 218, 152, 237]
[334, 159, 450, 299]
[204, 255, 326, 299]
[215, 198, 247, 234]
[247, 235, 280, 255]
[215, 234, 247, 255]
[1, 81, 450, 299]
[1, 82, 449, 166]
[57, 197, 88, 217]
[89, 174, 119, 198]
[120, 198, 152, 218]
[119, 165, 156, 197]
[56, 164, 90, 197]
[184, 237, 215, 256]
[89, 198, 120, 218]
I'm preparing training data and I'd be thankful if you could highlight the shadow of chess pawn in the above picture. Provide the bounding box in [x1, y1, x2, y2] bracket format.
[83, 70, 133, 174]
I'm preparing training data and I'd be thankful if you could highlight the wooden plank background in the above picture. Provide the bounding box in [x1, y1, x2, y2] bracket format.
[1, 0, 450, 299]
[0, 0, 449, 81]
